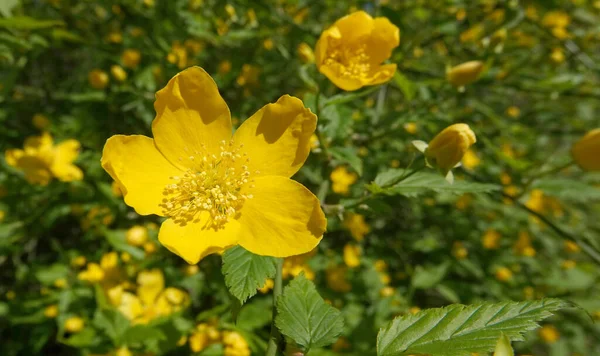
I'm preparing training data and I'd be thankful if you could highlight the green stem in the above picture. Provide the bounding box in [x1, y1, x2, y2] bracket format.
[266, 258, 284, 356]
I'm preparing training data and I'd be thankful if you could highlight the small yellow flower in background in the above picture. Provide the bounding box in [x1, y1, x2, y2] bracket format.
[126, 225, 148, 247]
[297, 42, 315, 63]
[460, 24, 484, 43]
[482, 229, 501, 249]
[282, 250, 316, 280]
[409, 306, 421, 315]
[143, 0, 154, 7]
[167, 41, 188, 69]
[144, 241, 157, 254]
[344, 213, 370, 241]
[447, 61, 484, 87]
[455, 193, 473, 210]
[564, 240, 580, 253]
[64, 316, 85, 333]
[236, 64, 260, 87]
[223, 330, 251, 356]
[88, 69, 109, 89]
[32, 113, 50, 130]
[525, 189, 545, 214]
[542, 11, 571, 39]
[506, 106, 520, 118]
[343, 244, 361, 268]
[54, 278, 67, 288]
[5, 132, 83, 185]
[330, 166, 357, 194]
[263, 38, 274, 50]
[115, 346, 132, 356]
[218, 60, 232, 74]
[413, 47, 424, 58]
[106, 31, 123, 44]
[5, 290, 15, 300]
[78, 262, 105, 282]
[561, 260, 576, 269]
[413, 123, 477, 182]
[550, 47, 565, 64]
[513, 231, 536, 257]
[326, 266, 352, 292]
[404, 122, 417, 134]
[258, 278, 274, 293]
[495, 267, 512, 282]
[452, 241, 468, 260]
[571, 128, 600, 171]
[539, 325, 560, 344]
[315, 11, 400, 91]
[111, 65, 127, 82]
[462, 149, 480, 170]
[122, 49, 141, 69]
[184, 264, 199, 276]
[380, 286, 395, 297]
[44, 305, 59, 318]
[101, 67, 326, 264]
[189, 322, 221, 353]
[121, 252, 131, 263]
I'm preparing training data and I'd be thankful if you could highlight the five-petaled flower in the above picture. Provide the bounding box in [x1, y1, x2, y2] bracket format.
[315, 11, 400, 91]
[101, 66, 327, 264]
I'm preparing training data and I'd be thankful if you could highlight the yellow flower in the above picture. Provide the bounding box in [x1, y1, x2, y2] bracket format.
[330, 166, 357, 194]
[447, 61, 484, 87]
[115, 347, 132, 356]
[513, 231, 534, 256]
[564, 240, 580, 253]
[64, 316, 85, 333]
[44, 305, 59, 318]
[282, 250, 316, 280]
[403, 122, 417, 134]
[263, 38, 274, 50]
[571, 128, 600, 171]
[343, 244, 361, 268]
[88, 69, 109, 89]
[380, 286, 395, 297]
[506, 106, 520, 118]
[561, 260, 576, 269]
[297, 42, 315, 64]
[415, 123, 476, 179]
[550, 47, 565, 64]
[5, 132, 83, 185]
[315, 11, 400, 91]
[106, 31, 123, 44]
[236, 64, 260, 87]
[462, 149, 480, 170]
[101, 67, 326, 264]
[111, 65, 128, 82]
[54, 278, 67, 288]
[167, 41, 188, 69]
[184, 264, 199, 276]
[482, 229, 501, 249]
[78, 262, 105, 282]
[32, 113, 50, 130]
[538, 325, 560, 344]
[218, 60, 232, 74]
[190, 323, 221, 352]
[258, 278, 274, 293]
[122, 49, 141, 69]
[71, 255, 86, 267]
[326, 266, 351, 292]
[344, 213, 370, 241]
[223, 330, 251, 356]
[495, 267, 512, 282]
[460, 24, 484, 43]
[452, 241, 468, 260]
[126, 225, 148, 246]
[542, 11, 570, 29]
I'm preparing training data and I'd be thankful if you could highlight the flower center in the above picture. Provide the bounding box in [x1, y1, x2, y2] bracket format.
[324, 37, 372, 79]
[160, 140, 254, 229]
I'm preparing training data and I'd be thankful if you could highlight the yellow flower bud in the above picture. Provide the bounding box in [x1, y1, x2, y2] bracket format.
[493, 333, 514, 356]
[88, 69, 109, 89]
[121, 49, 141, 69]
[538, 325, 560, 344]
[64, 316, 85, 333]
[126, 225, 148, 246]
[297, 42, 315, 64]
[110, 65, 128, 82]
[425, 123, 477, 174]
[571, 128, 600, 171]
[447, 61, 484, 87]
[495, 267, 512, 282]
[343, 244, 361, 268]
[44, 304, 59, 318]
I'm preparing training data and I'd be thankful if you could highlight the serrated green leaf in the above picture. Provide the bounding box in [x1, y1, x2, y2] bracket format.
[384, 172, 499, 197]
[222, 246, 277, 303]
[93, 308, 130, 344]
[275, 274, 344, 351]
[377, 298, 567, 356]
[330, 147, 363, 176]
[374, 168, 408, 187]
[411, 262, 450, 290]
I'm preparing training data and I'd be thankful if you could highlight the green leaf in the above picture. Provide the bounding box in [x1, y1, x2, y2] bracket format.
[93, 309, 130, 344]
[237, 297, 272, 331]
[330, 147, 363, 176]
[222, 246, 277, 303]
[35, 264, 69, 285]
[377, 298, 567, 356]
[377, 172, 499, 197]
[393, 71, 417, 101]
[123, 325, 166, 345]
[0, 0, 18, 17]
[411, 262, 451, 290]
[374, 168, 408, 187]
[322, 104, 353, 142]
[0, 16, 64, 30]
[275, 274, 344, 352]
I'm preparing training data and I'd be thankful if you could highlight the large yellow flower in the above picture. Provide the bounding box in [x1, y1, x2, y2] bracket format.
[101, 67, 326, 264]
[315, 11, 400, 91]
[5, 132, 83, 185]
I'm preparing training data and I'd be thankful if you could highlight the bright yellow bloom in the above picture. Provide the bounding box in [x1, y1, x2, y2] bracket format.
[106, 31, 123, 44]
[343, 244, 361, 268]
[88, 69, 109, 89]
[78, 262, 105, 282]
[539, 325, 560, 344]
[330, 166, 357, 194]
[482, 229, 501, 249]
[495, 267, 512, 282]
[44, 304, 59, 318]
[315, 11, 400, 91]
[263, 38, 274, 50]
[122, 49, 141, 69]
[223, 330, 251, 356]
[550, 47, 565, 64]
[126, 225, 148, 247]
[101, 67, 326, 264]
[64, 316, 85, 333]
[506, 106, 520, 118]
[572, 128, 600, 171]
[447, 61, 484, 87]
[54, 278, 67, 288]
[5, 132, 83, 185]
[32, 113, 50, 130]
[416, 123, 476, 178]
[542, 11, 570, 29]
[167, 41, 188, 69]
[380, 286, 395, 297]
[297, 42, 315, 63]
[111, 65, 128, 82]
[404, 122, 417, 134]
[258, 278, 274, 293]
[115, 347, 132, 356]
[462, 149, 480, 170]
[344, 213, 370, 241]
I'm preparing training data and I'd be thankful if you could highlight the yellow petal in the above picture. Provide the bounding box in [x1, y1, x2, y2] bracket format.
[101, 135, 181, 216]
[152, 66, 232, 170]
[158, 212, 240, 264]
[118, 292, 144, 321]
[332, 11, 374, 44]
[572, 128, 600, 171]
[238, 176, 326, 257]
[319, 64, 365, 91]
[367, 17, 400, 63]
[364, 63, 397, 86]
[51, 139, 83, 181]
[233, 95, 316, 178]
[5, 149, 24, 167]
[137, 269, 165, 306]
[17, 155, 53, 185]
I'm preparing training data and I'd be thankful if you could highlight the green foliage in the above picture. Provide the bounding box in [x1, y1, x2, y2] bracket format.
[222, 246, 277, 303]
[377, 299, 567, 356]
[276, 274, 344, 352]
